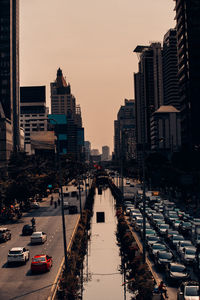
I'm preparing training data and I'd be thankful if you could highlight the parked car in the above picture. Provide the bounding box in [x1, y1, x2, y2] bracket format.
[177, 240, 193, 255]
[31, 254, 52, 273]
[30, 232, 47, 244]
[7, 247, 29, 264]
[177, 281, 199, 300]
[166, 262, 190, 285]
[22, 224, 36, 236]
[0, 227, 11, 242]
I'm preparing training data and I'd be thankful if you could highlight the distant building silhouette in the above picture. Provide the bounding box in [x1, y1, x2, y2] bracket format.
[101, 146, 110, 161]
[114, 99, 136, 162]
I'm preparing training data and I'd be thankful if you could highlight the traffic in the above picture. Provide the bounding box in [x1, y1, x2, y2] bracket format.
[123, 179, 200, 299]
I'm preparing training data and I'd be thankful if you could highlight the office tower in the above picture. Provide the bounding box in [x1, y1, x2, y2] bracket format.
[0, 0, 20, 164]
[163, 29, 180, 110]
[134, 43, 164, 160]
[50, 68, 85, 159]
[174, 0, 200, 149]
[20, 86, 49, 154]
[114, 99, 136, 161]
[51, 68, 76, 119]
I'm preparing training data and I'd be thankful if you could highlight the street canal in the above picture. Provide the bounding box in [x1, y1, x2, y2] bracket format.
[82, 187, 133, 300]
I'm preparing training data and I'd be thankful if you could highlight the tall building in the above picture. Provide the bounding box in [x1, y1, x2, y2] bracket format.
[0, 0, 20, 165]
[151, 106, 181, 154]
[114, 99, 136, 161]
[101, 146, 110, 161]
[134, 43, 164, 160]
[50, 68, 85, 159]
[163, 29, 180, 110]
[20, 86, 49, 154]
[84, 141, 91, 162]
[174, 0, 200, 149]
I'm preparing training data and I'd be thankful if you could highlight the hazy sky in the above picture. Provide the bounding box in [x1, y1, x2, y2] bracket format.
[20, 0, 175, 152]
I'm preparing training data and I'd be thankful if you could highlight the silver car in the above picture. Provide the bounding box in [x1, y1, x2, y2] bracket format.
[30, 232, 47, 244]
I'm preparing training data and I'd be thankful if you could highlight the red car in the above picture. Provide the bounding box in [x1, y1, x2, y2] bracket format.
[31, 254, 52, 273]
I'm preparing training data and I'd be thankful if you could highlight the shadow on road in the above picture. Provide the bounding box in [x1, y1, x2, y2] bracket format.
[9, 283, 54, 299]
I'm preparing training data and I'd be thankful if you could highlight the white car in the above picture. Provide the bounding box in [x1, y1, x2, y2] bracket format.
[30, 232, 47, 244]
[7, 247, 30, 264]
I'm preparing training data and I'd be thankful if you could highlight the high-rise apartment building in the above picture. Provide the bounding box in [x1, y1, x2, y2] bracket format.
[163, 29, 180, 110]
[0, 0, 20, 165]
[114, 99, 136, 161]
[20, 86, 49, 154]
[174, 0, 200, 149]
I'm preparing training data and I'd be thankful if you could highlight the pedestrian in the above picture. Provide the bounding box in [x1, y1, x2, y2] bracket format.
[58, 198, 61, 206]
[54, 201, 57, 209]
[158, 281, 168, 298]
[50, 196, 53, 205]
[31, 217, 36, 227]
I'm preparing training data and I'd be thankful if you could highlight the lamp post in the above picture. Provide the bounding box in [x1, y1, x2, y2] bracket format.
[48, 118, 68, 269]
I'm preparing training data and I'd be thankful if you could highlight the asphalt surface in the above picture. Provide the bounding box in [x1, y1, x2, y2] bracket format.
[0, 186, 86, 300]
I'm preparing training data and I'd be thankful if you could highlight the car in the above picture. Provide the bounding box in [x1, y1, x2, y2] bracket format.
[157, 224, 170, 236]
[146, 235, 161, 249]
[31, 254, 52, 273]
[148, 243, 168, 260]
[22, 224, 36, 235]
[7, 247, 30, 264]
[30, 232, 47, 244]
[177, 281, 199, 300]
[166, 262, 190, 285]
[177, 240, 193, 255]
[0, 227, 11, 242]
[181, 247, 196, 265]
[155, 250, 173, 270]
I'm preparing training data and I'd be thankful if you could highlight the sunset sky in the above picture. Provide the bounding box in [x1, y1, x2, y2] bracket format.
[20, 0, 175, 152]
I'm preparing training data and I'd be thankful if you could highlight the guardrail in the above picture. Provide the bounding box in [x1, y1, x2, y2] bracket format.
[48, 215, 80, 300]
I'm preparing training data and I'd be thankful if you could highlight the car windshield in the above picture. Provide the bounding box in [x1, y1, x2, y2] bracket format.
[152, 244, 165, 250]
[173, 235, 183, 240]
[148, 236, 159, 241]
[185, 249, 196, 255]
[160, 225, 169, 229]
[9, 250, 22, 255]
[170, 265, 186, 272]
[32, 233, 42, 237]
[185, 286, 199, 296]
[32, 257, 46, 262]
[159, 252, 172, 259]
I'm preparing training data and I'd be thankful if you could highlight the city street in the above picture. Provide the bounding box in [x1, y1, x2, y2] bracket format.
[0, 187, 86, 300]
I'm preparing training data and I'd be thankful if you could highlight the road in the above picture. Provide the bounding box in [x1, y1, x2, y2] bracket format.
[0, 186, 86, 300]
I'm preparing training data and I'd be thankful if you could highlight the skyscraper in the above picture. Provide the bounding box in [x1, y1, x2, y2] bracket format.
[50, 68, 85, 159]
[0, 0, 20, 166]
[163, 28, 180, 110]
[174, 0, 200, 149]
[134, 43, 163, 160]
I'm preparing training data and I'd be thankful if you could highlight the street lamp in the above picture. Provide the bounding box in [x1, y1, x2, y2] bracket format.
[48, 118, 68, 268]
